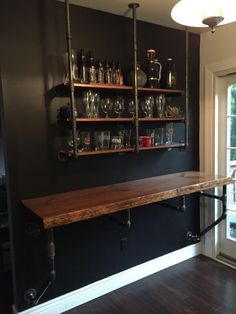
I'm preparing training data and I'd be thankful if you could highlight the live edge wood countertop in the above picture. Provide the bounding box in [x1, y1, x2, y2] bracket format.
[22, 172, 232, 229]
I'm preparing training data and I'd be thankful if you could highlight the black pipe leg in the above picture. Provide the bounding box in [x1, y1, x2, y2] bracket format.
[24, 228, 56, 306]
[187, 185, 227, 243]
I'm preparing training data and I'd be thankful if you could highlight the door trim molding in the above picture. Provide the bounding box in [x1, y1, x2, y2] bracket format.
[200, 56, 236, 257]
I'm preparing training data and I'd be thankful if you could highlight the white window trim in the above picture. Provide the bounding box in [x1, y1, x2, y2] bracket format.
[200, 56, 236, 258]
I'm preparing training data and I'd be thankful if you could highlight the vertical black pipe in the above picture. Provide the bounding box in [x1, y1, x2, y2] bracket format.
[129, 3, 140, 153]
[185, 27, 189, 148]
[65, 0, 78, 158]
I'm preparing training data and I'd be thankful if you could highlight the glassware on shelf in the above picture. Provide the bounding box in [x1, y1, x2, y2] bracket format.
[64, 49, 79, 84]
[141, 96, 154, 118]
[78, 49, 88, 83]
[104, 60, 112, 84]
[100, 98, 113, 118]
[123, 129, 132, 148]
[165, 123, 174, 144]
[102, 131, 111, 149]
[111, 136, 122, 149]
[146, 129, 155, 146]
[165, 58, 176, 89]
[83, 90, 100, 118]
[156, 94, 166, 118]
[94, 131, 103, 150]
[88, 51, 97, 83]
[146, 49, 162, 88]
[81, 131, 91, 151]
[114, 96, 125, 118]
[66, 129, 80, 148]
[127, 63, 147, 87]
[128, 99, 135, 117]
[157, 128, 164, 145]
[97, 60, 105, 84]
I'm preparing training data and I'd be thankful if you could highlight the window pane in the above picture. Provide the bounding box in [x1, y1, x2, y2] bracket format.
[230, 117, 236, 148]
[229, 148, 236, 161]
[227, 210, 236, 241]
[230, 84, 236, 115]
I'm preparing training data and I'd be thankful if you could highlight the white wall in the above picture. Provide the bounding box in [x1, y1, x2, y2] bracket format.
[200, 22, 236, 65]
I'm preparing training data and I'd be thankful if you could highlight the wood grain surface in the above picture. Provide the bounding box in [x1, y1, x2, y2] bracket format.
[21, 172, 232, 229]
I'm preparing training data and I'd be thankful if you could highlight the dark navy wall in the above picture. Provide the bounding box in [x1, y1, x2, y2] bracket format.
[0, 0, 200, 311]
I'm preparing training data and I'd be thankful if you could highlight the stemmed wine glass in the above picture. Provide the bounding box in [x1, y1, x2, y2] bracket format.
[100, 98, 113, 118]
[128, 100, 135, 117]
[114, 96, 125, 118]
[142, 96, 154, 118]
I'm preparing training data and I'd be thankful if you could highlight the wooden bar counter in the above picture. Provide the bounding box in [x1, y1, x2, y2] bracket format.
[22, 172, 232, 229]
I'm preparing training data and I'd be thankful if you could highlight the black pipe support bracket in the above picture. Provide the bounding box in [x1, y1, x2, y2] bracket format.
[186, 185, 227, 244]
[108, 209, 132, 229]
[161, 195, 187, 212]
[24, 228, 56, 306]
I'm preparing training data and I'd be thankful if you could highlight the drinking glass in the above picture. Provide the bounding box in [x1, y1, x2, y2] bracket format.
[156, 94, 165, 118]
[165, 123, 174, 144]
[64, 49, 78, 84]
[157, 128, 164, 145]
[94, 131, 103, 150]
[123, 129, 132, 148]
[100, 98, 113, 118]
[114, 96, 125, 118]
[111, 136, 122, 149]
[81, 132, 91, 151]
[102, 131, 111, 150]
[146, 129, 155, 146]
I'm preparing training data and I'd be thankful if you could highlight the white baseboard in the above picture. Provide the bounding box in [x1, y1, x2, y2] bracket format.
[17, 243, 202, 314]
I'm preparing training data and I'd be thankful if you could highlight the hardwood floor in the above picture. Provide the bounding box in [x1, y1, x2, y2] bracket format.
[64, 255, 236, 314]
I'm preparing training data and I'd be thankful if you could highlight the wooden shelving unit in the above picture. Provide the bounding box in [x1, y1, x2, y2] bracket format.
[73, 82, 184, 95]
[74, 117, 184, 122]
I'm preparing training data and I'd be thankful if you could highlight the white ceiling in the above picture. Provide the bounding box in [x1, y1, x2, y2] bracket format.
[64, 0, 206, 32]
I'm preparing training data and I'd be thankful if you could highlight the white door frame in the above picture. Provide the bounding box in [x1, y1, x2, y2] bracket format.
[200, 56, 236, 258]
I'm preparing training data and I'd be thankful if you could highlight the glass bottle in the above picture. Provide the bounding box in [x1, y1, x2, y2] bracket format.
[97, 60, 104, 84]
[146, 49, 156, 88]
[128, 63, 147, 87]
[88, 51, 97, 83]
[104, 61, 112, 84]
[78, 49, 88, 83]
[153, 59, 162, 88]
[166, 58, 176, 89]
[111, 61, 116, 84]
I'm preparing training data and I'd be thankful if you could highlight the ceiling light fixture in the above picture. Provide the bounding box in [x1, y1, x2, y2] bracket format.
[171, 0, 236, 33]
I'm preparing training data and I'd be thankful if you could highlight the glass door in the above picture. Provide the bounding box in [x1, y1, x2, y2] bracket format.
[215, 74, 236, 262]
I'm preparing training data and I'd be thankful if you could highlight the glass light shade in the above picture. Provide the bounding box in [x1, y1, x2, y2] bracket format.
[171, 0, 236, 28]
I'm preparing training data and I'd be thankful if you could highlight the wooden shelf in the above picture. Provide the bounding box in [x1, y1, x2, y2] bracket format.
[63, 117, 184, 122]
[22, 172, 232, 229]
[138, 117, 184, 122]
[73, 82, 184, 95]
[60, 147, 134, 157]
[139, 143, 185, 151]
[75, 118, 133, 122]
[74, 83, 132, 90]
[59, 143, 184, 158]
